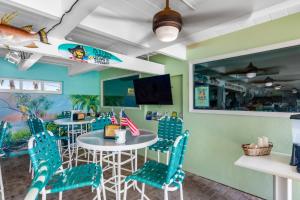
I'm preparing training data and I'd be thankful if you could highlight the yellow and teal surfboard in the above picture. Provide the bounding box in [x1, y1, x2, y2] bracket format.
[58, 43, 122, 65]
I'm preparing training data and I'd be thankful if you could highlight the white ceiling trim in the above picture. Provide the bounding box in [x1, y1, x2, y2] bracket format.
[183, 0, 300, 46]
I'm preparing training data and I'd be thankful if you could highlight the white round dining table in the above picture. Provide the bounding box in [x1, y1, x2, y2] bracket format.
[77, 129, 157, 200]
[54, 118, 94, 166]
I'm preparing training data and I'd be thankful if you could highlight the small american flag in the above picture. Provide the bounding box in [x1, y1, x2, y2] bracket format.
[110, 112, 118, 125]
[120, 110, 140, 136]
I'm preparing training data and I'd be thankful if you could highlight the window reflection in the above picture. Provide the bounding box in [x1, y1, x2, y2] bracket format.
[193, 45, 300, 113]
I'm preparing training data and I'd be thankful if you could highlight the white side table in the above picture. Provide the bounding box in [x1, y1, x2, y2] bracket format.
[235, 152, 300, 200]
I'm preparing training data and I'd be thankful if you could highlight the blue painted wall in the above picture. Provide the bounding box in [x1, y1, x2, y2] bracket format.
[0, 58, 100, 95]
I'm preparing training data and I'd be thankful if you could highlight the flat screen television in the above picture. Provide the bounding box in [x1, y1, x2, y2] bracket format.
[133, 74, 173, 105]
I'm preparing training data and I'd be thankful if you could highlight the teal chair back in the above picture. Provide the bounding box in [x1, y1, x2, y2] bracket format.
[28, 131, 62, 177]
[158, 116, 183, 141]
[27, 116, 46, 136]
[24, 161, 50, 200]
[166, 130, 189, 184]
[91, 117, 111, 131]
[0, 121, 7, 150]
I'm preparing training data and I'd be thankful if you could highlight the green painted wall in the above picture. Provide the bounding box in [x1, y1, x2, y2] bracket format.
[0, 58, 100, 95]
[186, 12, 300, 200]
[100, 12, 300, 200]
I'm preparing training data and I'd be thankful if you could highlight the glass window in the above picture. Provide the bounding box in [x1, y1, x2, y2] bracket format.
[23, 80, 41, 91]
[103, 74, 139, 107]
[192, 44, 300, 113]
[0, 79, 20, 90]
[44, 81, 61, 93]
[0, 78, 62, 94]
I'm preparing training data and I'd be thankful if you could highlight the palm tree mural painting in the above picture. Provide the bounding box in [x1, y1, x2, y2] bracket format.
[70, 95, 99, 113]
[14, 94, 54, 118]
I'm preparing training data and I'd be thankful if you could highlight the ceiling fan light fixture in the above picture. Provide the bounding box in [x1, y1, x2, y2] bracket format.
[274, 85, 281, 90]
[246, 72, 256, 78]
[292, 88, 298, 94]
[153, 0, 182, 42]
[155, 26, 179, 42]
[265, 82, 273, 87]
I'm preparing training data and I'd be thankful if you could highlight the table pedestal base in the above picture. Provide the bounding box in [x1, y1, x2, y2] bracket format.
[273, 175, 292, 200]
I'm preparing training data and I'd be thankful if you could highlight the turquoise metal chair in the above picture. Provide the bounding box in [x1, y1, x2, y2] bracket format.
[28, 131, 106, 200]
[24, 161, 50, 200]
[27, 116, 69, 170]
[145, 116, 183, 163]
[124, 130, 189, 200]
[91, 117, 112, 131]
[0, 121, 7, 200]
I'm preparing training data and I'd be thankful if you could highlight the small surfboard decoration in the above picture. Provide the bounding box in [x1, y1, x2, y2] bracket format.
[58, 43, 122, 65]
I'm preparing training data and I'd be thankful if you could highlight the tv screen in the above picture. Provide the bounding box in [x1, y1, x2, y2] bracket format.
[133, 74, 173, 105]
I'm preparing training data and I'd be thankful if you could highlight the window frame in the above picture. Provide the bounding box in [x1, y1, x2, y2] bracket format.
[0, 78, 62, 94]
[101, 73, 141, 110]
[189, 39, 300, 118]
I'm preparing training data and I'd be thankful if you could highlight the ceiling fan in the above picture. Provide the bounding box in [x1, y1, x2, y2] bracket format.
[92, 0, 252, 43]
[250, 76, 299, 87]
[224, 62, 279, 78]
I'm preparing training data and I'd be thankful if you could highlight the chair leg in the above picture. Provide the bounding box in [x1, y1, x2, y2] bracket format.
[42, 190, 46, 200]
[144, 148, 147, 163]
[75, 146, 79, 166]
[0, 164, 5, 200]
[141, 183, 146, 200]
[102, 179, 106, 200]
[29, 160, 32, 173]
[123, 181, 128, 200]
[166, 151, 170, 164]
[157, 151, 160, 162]
[112, 153, 117, 184]
[59, 192, 62, 200]
[96, 187, 101, 200]
[179, 183, 184, 200]
[130, 150, 134, 173]
[164, 187, 168, 200]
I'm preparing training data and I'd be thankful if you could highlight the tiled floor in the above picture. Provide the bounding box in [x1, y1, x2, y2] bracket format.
[2, 155, 263, 200]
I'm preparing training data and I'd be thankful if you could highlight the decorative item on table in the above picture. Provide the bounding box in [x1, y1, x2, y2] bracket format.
[0, 12, 49, 48]
[290, 114, 300, 167]
[110, 109, 118, 125]
[152, 112, 158, 121]
[104, 124, 121, 139]
[157, 112, 162, 120]
[71, 110, 85, 121]
[171, 111, 178, 118]
[120, 109, 140, 136]
[72, 112, 85, 121]
[115, 129, 126, 144]
[242, 136, 273, 156]
[146, 111, 152, 120]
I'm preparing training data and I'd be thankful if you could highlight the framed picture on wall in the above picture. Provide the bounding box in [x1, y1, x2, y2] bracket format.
[194, 86, 210, 108]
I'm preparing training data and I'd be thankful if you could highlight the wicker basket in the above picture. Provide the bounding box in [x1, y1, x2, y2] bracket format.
[242, 143, 273, 156]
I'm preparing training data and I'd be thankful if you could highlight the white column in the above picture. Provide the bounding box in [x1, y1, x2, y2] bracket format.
[273, 175, 292, 200]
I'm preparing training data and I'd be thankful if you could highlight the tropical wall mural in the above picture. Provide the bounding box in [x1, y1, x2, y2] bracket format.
[0, 93, 100, 146]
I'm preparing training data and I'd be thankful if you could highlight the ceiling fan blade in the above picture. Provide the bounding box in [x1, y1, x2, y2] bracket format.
[91, 11, 151, 24]
[182, 6, 253, 27]
[137, 31, 157, 46]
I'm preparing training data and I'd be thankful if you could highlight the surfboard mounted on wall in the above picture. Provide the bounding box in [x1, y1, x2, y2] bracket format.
[58, 43, 122, 65]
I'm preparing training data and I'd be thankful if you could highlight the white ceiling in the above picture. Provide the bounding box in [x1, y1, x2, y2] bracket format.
[0, 0, 299, 74]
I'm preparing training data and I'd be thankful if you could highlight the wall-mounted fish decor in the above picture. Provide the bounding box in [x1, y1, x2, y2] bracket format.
[0, 12, 49, 48]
